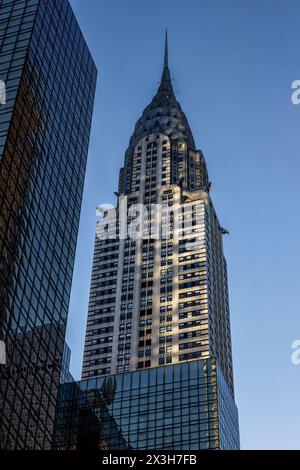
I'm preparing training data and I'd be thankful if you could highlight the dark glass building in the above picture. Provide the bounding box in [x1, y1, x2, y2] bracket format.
[60, 342, 74, 386]
[53, 358, 239, 450]
[0, 0, 97, 449]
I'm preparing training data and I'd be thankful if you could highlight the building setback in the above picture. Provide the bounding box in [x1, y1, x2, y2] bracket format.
[0, 0, 97, 449]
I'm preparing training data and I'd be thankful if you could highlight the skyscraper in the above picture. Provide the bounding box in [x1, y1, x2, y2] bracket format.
[53, 32, 239, 451]
[0, 0, 97, 449]
[82, 32, 234, 395]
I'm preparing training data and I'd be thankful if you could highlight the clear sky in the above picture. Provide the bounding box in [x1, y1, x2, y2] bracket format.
[67, 0, 300, 450]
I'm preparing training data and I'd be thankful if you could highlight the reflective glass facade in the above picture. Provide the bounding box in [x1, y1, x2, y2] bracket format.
[60, 343, 74, 385]
[0, 0, 97, 449]
[53, 358, 239, 450]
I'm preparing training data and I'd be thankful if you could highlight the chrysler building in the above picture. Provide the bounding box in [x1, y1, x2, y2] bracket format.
[82, 32, 235, 397]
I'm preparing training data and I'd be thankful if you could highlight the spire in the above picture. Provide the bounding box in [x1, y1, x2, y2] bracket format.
[164, 29, 168, 69]
[157, 29, 174, 99]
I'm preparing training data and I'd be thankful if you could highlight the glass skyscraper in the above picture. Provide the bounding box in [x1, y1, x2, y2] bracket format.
[0, 0, 97, 449]
[53, 358, 239, 450]
[53, 33, 239, 450]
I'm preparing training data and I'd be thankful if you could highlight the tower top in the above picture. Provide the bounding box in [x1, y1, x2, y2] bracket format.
[123, 30, 196, 155]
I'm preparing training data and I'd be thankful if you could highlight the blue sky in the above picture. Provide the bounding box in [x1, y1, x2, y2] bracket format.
[67, 0, 300, 449]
